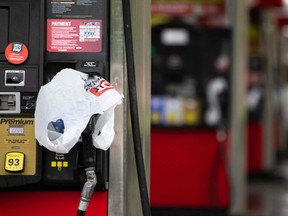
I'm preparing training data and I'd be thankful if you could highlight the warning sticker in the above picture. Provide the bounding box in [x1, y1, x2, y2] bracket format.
[47, 19, 102, 52]
[5, 42, 29, 64]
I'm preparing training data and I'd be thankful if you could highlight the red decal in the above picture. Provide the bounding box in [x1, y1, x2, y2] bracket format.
[5, 42, 29, 64]
[90, 79, 114, 97]
[47, 19, 102, 53]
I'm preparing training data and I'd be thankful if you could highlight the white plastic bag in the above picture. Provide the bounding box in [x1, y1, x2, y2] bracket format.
[35, 68, 123, 153]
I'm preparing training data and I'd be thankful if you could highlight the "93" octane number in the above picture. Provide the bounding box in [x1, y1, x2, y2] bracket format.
[5, 152, 25, 172]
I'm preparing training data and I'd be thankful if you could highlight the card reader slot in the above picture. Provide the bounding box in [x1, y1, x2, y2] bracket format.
[0, 93, 20, 114]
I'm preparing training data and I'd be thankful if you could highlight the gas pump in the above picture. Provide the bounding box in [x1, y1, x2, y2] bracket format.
[150, 22, 231, 214]
[0, 0, 109, 190]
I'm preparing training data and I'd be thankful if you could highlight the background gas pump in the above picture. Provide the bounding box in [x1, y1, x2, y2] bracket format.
[150, 20, 231, 215]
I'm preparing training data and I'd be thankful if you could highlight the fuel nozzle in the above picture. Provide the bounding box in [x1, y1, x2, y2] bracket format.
[76, 114, 99, 216]
[77, 168, 97, 216]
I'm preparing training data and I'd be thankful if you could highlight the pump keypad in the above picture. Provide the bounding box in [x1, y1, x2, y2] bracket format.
[5, 152, 25, 172]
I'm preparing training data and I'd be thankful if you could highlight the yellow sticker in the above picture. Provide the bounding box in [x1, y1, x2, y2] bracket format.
[5, 152, 25, 172]
[57, 161, 62, 167]
[63, 161, 68, 167]
[51, 161, 69, 168]
[51, 161, 57, 167]
[151, 112, 161, 124]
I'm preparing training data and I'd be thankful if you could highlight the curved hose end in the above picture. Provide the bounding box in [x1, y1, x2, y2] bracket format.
[77, 169, 97, 215]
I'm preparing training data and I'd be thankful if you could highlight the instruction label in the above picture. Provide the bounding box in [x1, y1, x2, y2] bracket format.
[48, 0, 99, 19]
[47, 19, 102, 52]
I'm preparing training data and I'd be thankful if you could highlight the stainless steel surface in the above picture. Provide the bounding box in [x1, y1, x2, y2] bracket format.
[261, 10, 277, 171]
[108, 0, 126, 215]
[109, 0, 151, 215]
[229, 0, 249, 214]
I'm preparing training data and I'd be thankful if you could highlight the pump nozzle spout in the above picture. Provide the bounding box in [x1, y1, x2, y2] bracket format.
[77, 168, 97, 216]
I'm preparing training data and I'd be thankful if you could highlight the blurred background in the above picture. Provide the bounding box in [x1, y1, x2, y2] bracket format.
[149, 0, 288, 215]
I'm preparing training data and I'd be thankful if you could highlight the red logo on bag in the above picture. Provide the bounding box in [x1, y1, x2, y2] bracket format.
[90, 79, 114, 96]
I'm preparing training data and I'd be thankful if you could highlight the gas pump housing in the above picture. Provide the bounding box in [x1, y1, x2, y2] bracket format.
[0, 0, 109, 189]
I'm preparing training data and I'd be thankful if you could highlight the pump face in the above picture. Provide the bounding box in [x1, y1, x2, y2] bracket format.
[0, 0, 109, 189]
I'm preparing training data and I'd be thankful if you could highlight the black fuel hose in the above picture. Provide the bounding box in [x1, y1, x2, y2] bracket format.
[76, 115, 99, 216]
[122, 0, 151, 215]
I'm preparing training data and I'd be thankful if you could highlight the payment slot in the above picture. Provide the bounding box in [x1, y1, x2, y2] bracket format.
[0, 0, 44, 188]
[42, 0, 109, 189]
